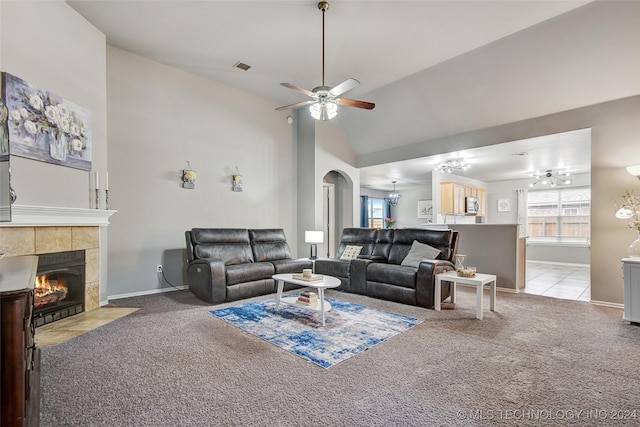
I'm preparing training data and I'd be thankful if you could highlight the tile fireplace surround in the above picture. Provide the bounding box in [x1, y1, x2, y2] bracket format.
[0, 205, 116, 312]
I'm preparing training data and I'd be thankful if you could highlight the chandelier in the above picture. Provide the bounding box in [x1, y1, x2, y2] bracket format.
[387, 181, 401, 207]
[529, 170, 572, 187]
[437, 159, 470, 173]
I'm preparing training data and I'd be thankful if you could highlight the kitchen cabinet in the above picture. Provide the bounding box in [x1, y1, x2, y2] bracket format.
[477, 187, 487, 216]
[441, 182, 487, 215]
[441, 182, 466, 215]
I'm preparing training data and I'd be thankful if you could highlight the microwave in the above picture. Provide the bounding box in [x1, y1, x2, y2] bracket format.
[465, 197, 479, 215]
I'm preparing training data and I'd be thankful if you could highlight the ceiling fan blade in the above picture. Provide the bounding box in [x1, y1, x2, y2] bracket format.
[329, 78, 360, 97]
[280, 83, 314, 97]
[337, 98, 376, 110]
[275, 100, 315, 111]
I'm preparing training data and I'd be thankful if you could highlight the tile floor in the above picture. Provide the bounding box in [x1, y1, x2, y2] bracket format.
[35, 307, 138, 346]
[524, 261, 590, 302]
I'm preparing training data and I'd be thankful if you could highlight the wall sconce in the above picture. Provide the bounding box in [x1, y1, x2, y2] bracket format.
[232, 166, 243, 192]
[182, 161, 196, 189]
[305, 230, 324, 260]
[627, 165, 640, 180]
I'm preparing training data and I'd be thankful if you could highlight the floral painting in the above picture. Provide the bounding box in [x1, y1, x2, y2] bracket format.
[3, 72, 91, 170]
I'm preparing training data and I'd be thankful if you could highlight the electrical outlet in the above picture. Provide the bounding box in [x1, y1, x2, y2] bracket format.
[156, 265, 163, 273]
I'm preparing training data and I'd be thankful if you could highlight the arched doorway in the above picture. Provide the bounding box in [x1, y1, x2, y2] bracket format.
[322, 170, 354, 258]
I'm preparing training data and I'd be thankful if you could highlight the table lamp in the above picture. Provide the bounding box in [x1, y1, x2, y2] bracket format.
[305, 231, 324, 260]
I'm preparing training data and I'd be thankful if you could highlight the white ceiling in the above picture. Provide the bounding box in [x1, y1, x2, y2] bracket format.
[67, 0, 588, 108]
[359, 128, 592, 192]
[66, 0, 637, 191]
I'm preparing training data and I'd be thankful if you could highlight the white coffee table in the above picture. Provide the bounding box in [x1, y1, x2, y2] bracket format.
[434, 270, 497, 320]
[273, 273, 340, 326]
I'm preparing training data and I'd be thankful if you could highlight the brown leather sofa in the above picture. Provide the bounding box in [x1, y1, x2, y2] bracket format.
[185, 228, 312, 303]
[314, 228, 459, 309]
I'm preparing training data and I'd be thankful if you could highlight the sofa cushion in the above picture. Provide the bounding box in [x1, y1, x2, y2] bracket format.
[366, 263, 417, 289]
[336, 228, 378, 258]
[340, 245, 363, 260]
[400, 240, 441, 268]
[271, 258, 313, 274]
[226, 262, 274, 286]
[191, 228, 254, 265]
[249, 229, 293, 262]
[388, 229, 452, 265]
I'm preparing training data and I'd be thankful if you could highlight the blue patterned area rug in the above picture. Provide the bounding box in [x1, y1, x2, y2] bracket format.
[209, 297, 422, 369]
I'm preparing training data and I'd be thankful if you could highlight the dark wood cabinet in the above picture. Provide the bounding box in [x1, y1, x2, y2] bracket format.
[1, 288, 40, 427]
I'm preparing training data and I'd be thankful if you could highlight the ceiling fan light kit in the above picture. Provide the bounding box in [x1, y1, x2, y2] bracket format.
[275, 1, 375, 120]
[529, 169, 572, 188]
[438, 159, 470, 174]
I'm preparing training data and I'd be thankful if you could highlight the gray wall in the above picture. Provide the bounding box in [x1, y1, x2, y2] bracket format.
[449, 224, 523, 290]
[106, 47, 298, 297]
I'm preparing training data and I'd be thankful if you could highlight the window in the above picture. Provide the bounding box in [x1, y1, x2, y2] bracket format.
[527, 187, 590, 245]
[366, 198, 385, 229]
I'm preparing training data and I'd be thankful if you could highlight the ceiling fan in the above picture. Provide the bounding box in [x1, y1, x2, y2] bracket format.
[275, 1, 375, 121]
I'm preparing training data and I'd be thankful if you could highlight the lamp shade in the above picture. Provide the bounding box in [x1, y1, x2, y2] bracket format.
[305, 230, 324, 244]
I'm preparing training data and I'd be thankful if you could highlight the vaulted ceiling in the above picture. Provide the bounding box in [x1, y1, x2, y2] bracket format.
[68, 1, 640, 189]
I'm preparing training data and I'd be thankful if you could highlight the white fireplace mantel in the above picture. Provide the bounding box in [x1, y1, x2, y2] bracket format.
[0, 205, 117, 227]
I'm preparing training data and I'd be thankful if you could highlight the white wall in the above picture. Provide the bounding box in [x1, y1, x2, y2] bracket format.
[106, 47, 297, 297]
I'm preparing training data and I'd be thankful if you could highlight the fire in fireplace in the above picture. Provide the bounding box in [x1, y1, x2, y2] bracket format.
[33, 250, 86, 327]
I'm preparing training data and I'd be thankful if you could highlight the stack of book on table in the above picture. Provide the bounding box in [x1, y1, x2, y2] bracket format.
[297, 291, 318, 306]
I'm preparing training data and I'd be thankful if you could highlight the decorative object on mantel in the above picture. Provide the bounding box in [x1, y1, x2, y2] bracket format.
[615, 189, 640, 259]
[437, 159, 470, 174]
[232, 167, 243, 192]
[529, 169, 572, 187]
[387, 181, 401, 207]
[90, 171, 108, 209]
[182, 162, 196, 189]
[3, 72, 92, 171]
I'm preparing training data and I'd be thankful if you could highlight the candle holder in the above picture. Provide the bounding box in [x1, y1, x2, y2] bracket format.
[95, 188, 99, 210]
[105, 189, 109, 210]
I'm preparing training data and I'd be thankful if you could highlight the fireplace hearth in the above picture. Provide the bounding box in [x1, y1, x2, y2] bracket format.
[34, 250, 86, 327]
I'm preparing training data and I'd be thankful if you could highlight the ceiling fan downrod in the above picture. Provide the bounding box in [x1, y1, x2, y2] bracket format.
[318, 1, 329, 87]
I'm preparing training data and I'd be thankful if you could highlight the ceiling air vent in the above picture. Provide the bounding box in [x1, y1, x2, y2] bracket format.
[233, 61, 251, 71]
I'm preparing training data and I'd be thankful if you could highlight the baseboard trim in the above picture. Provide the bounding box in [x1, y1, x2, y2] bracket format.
[497, 287, 522, 293]
[107, 285, 188, 302]
[590, 300, 623, 309]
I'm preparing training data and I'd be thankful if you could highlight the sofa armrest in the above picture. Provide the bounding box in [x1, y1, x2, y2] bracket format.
[415, 260, 455, 308]
[187, 257, 227, 304]
[349, 258, 373, 295]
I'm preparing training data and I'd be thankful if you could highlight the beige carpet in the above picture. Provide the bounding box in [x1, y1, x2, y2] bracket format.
[39, 288, 640, 426]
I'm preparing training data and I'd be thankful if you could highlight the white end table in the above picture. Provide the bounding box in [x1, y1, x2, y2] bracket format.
[434, 270, 497, 320]
[273, 273, 340, 326]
